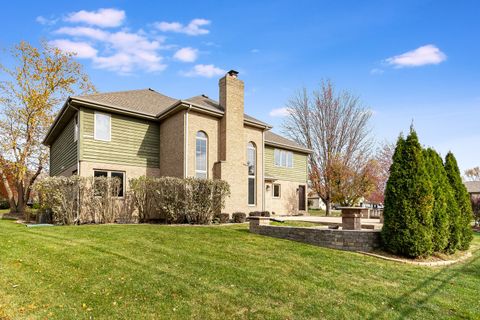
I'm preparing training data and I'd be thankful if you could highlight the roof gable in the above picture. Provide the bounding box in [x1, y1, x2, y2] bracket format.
[264, 131, 311, 153]
[72, 89, 178, 117]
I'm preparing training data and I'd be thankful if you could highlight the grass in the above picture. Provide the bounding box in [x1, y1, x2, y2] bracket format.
[308, 208, 342, 216]
[270, 220, 324, 228]
[0, 220, 479, 319]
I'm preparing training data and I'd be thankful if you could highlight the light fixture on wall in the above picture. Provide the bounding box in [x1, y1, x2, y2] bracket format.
[266, 185, 270, 191]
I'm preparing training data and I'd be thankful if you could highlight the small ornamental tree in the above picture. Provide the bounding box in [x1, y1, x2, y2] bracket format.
[381, 130, 434, 257]
[444, 152, 473, 250]
[423, 148, 450, 252]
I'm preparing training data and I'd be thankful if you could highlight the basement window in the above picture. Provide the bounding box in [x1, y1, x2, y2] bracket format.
[273, 184, 281, 198]
[93, 170, 125, 197]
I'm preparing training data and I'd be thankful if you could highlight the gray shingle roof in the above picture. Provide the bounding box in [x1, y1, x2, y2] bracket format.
[45, 89, 308, 149]
[464, 181, 480, 193]
[184, 95, 270, 127]
[265, 131, 311, 153]
[72, 89, 178, 117]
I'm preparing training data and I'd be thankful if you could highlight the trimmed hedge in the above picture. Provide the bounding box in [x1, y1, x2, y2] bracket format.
[35, 176, 230, 225]
[232, 212, 246, 223]
[215, 213, 230, 224]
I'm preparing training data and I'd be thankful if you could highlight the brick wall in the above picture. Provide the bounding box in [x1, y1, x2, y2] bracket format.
[249, 218, 381, 252]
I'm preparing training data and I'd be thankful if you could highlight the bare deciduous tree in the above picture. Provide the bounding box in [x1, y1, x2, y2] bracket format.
[465, 167, 480, 181]
[0, 41, 95, 215]
[366, 141, 395, 204]
[283, 80, 373, 215]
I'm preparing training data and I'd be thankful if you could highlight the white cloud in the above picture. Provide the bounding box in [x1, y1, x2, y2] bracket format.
[52, 26, 166, 73]
[385, 44, 447, 68]
[49, 39, 98, 58]
[370, 68, 384, 75]
[269, 107, 291, 117]
[55, 26, 109, 40]
[155, 18, 210, 36]
[183, 64, 225, 78]
[173, 47, 198, 62]
[65, 8, 125, 28]
[36, 16, 58, 26]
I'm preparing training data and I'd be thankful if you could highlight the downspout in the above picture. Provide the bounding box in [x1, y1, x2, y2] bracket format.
[262, 130, 265, 211]
[68, 103, 81, 176]
[184, 105, 192, 178]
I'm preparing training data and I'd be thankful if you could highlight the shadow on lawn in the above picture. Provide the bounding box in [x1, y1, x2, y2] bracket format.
[367, 250, 480, 319]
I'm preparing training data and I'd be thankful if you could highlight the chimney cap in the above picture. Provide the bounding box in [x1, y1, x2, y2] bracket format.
[227, 70, 239, 78]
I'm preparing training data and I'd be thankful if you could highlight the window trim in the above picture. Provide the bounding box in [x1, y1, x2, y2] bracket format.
[247, 142, 256, 206]
[273, 183, 281, 199]
[94, 111, 111, 142]
[195, 131, 208, 179]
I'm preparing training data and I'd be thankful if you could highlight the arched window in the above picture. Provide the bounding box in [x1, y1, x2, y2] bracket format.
[196, 131, 208, 178]
[247, 142, 256, 205]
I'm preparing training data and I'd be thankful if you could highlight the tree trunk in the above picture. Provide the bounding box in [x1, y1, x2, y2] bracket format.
[325, 200, 331, 216]
[16, 182, 26, 217]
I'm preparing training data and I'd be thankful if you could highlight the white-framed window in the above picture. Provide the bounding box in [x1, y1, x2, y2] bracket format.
[273, 183, 281, 198]
[274, 149, 293, 168]
[195, 131, 208, 179]
[94, 112, 111, 141]
[74, 114, 79, 142]
[93, 170, 125, 197]
[247, 142, 256, 205]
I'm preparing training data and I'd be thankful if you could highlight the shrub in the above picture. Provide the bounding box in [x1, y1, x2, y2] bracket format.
[232, 212, 246, 223]
[0, 199, 9, 209]
[381, 130, 434, 258]
[215, 213, 230, 224]
[35, 176, 230, 225]
[35, 176, 126, 225]
[445, 152, 473, 250]
[130, 177, 230, 225]
[31, 202, 41, 210]
[261, 211, 271, 217]
[249, 211, 261, 217]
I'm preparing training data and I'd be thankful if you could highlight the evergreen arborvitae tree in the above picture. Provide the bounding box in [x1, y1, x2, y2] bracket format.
[423, 148, 450, 252]
[381, 129, 434, 257]
[444, 152, 473, 250]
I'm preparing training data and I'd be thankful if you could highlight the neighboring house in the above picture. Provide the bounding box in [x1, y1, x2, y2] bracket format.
[43, 70, 311, 215]
[465, 180, 480, 206]
[307, 192, 326, 210]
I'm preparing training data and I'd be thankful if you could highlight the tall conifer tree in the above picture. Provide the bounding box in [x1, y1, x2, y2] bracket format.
[423, 148, 450, 252]
[382, 129, 434, 257]
[444, 152, 473, 250]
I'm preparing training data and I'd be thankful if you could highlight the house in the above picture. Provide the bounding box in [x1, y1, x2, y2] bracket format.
[43, 70, 311, 215]
[465, 181, 480, 206]
[307, 192, 326, 210]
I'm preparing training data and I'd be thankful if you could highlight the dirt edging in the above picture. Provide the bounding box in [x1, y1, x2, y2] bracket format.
[358, 250, 473, 267]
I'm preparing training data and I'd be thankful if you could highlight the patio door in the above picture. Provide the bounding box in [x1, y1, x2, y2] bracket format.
[298, 185, 306, 211]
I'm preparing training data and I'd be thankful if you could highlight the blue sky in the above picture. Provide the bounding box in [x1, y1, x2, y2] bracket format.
[1, 0, 479, 171]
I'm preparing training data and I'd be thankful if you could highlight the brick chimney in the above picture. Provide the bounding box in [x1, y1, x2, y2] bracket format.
[219, 70, 244, 161]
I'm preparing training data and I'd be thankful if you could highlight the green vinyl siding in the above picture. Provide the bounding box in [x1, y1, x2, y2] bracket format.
[264, 146, 307, 183]
[50, 115, 77, 176]
[80, 108, 159, 168]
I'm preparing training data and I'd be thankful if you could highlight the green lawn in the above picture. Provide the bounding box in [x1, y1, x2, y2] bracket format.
[307, 208, 342, 216]
[0, 220, 479, 319]
[271, 220, 324, 228]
